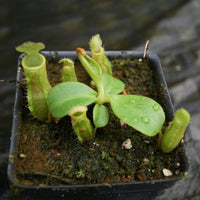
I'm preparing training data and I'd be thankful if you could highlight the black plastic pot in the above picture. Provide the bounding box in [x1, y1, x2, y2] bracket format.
[8, 51, 189, 200]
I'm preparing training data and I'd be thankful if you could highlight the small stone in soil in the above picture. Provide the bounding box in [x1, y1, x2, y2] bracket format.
[122, 139, 132, 149]
[20, 153, 26, 158]
[143, 158, 150, 165]
[162, 168, 173, 177]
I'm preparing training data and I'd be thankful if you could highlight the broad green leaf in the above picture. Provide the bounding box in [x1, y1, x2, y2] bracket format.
[93, 104, 109, 128]
[110, 95, 165, 136]
[48, 82, 97, 118]
[77, 49, 102, 81]
[102, 73, 125, 95]
[16, 41, 45, 55]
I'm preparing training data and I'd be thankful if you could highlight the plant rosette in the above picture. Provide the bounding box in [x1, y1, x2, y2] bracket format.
[8, 40, 189, 200]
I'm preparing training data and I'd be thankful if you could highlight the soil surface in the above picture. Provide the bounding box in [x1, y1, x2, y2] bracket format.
[16, 58, 185, 186]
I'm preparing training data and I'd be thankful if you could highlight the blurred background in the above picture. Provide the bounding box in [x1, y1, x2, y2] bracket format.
[0, 0, 200, 199]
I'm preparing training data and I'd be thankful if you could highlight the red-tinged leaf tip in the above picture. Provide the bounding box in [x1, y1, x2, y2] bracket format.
[121, 89, 127, 95]
[76, 48, 87, 56]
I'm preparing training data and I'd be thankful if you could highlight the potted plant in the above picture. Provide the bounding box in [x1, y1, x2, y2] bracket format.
[8, 35, 190, 200]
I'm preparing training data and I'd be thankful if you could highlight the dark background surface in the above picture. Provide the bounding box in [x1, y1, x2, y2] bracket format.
[0, 0, 200, 199]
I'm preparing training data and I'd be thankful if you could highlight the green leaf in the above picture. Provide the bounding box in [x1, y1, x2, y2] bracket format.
[110, 95, 165, 136]
[77, 49, 102, 79]
[93, 104, 109, 128]
[48, 82, 97, 118]
[103, 73, 125, 95]
[84, 55, 102, 77]
[16, 41, 45, 55]
[76, 49, 103, 88]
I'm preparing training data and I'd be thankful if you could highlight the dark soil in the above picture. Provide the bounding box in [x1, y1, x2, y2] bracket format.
[16, 57, 185, 186]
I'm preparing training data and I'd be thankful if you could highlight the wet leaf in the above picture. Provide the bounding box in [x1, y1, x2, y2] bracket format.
[109, 95, 165, 136]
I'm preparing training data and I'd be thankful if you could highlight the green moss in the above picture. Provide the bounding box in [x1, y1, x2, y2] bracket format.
[15, 58, 185, 186]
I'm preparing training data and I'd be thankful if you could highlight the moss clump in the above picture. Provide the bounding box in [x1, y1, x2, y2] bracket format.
[16, 58, 184, 186]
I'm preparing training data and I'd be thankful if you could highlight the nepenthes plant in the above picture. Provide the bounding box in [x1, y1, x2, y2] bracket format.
[16, 34, 190, 153]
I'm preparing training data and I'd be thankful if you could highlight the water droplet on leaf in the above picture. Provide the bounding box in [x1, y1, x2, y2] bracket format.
[129, 99, 136, 104]
[142, 116, 150, 124]
[123, 117, 127, 121]
[153, 104, 160, 111]
[132, 117, 138, 122]
[137, 104, 143, 109]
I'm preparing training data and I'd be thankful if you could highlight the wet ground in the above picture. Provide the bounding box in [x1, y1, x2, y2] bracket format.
[0, 0, 200, 199]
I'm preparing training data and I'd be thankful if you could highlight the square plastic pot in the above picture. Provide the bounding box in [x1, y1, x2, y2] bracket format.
[7, 51, 189, 200]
